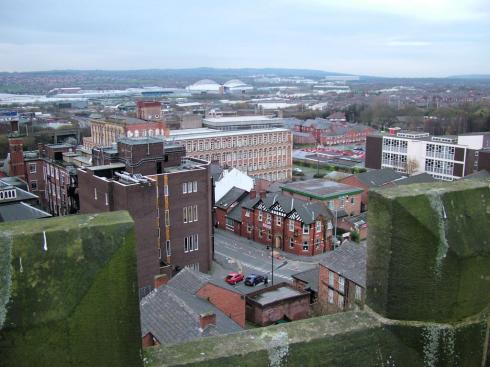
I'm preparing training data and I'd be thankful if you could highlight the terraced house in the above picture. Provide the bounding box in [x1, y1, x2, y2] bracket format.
[217, 188, 334, 256]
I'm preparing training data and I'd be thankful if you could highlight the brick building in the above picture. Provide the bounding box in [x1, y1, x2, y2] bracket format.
[245, 283, 310, 326]
[166, 127, 293, 182]
[78, 137, 213, 296]
[217, 189, 334, 256]
[318, 242, 366, 313]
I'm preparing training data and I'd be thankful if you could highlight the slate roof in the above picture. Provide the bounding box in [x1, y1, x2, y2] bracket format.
[291, 267, 319, 293]
[0, 202, 51, 222]
[140, 285, 242, 344]
[281, 179, 363, 200]
[320, 242, 367, 287]
[216, 187, 247, 210]
[227, 204, 243, 222]
[355, 168, 404, 188]
[394, 173, 436, 185]
[167, 267, 211, 295]
[210, 163, 224, 182]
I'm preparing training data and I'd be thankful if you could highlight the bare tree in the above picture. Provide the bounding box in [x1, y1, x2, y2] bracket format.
[405, 158, 420, 175]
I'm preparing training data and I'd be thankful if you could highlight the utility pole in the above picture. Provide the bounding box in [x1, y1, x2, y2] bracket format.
[271, 245, 274, 286]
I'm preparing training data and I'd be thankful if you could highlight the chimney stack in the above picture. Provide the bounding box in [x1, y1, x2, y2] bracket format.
[249, 189, 256, 199]
[199, 312, 216, 329]
[154, 274, 169, 289]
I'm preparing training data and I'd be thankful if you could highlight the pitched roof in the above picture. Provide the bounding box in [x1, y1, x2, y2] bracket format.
[140, 285, 242, 344]
[216, 187, 247, 210]
[227, 204, 243, 222]
[210, 163, 224, 182]
[0, 202, 51, 222]
[320, 242, 367, 287]
[355, 168, 404, 188]
[291, 267, 319, 292]
[263, 192, 332, 224]
[167, 268, 211, 295]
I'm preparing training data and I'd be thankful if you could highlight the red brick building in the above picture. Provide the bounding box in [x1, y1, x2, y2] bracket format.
[318, 242, 366, 313]
[217, 189, 334, 256]
[78, 137, 213, 296]
[245, 283, 310, 326]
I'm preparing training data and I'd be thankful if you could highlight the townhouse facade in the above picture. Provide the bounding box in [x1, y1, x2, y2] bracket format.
[216, 189, 334, 256]
[318, 242, 366, 313]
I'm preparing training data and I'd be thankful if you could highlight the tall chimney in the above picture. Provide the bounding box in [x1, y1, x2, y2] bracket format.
[249, 189, 256, 199]
[154, 274, 168, 289]
[199, 312, 216, 329]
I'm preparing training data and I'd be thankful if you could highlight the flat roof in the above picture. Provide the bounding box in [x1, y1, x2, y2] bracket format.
[85, 163, 126, 171]
[167, 127, 289, 140]
[250, 286, 304, 306]
[118, 136, 165, 145]
[281, 179, 363, 200]
[203, 116, 276, 123]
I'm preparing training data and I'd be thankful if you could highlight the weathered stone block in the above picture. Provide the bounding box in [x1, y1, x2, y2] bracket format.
[367, 180, 490, 322]
[0, 211, 143, 367]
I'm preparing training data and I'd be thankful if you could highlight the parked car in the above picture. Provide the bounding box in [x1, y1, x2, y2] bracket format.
[225, 272, 244, 285]
[244, 274, 268, 286]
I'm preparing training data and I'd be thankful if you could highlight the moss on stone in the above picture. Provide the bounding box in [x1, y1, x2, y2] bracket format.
[0, 211, 143, 367]
[367, 180, 490, 322]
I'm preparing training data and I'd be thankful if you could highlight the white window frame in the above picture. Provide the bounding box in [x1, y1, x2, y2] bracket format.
[193, 205, 198, 221]
[166, 240, 171, 256]
[165, 210, 170, 226]
[184, 237, 189, 253]
[29, 163, 36, 174]
[30, 180, 38, 191]
[245, 209, 250, 218]
[194, 234, 199, 251]
[302, 224, 309, 234]
[338, 294, 344, 309]
[355, 285, 362, 301]
[182, 182, 187, 194]
[302, 241, 309, 251]
[328, 271, 335, 287]
[183, 207, 188, 223]
[276, 216, 282, 226]
[316, 220, 321, 232]
[164, 184, 169, 196]
[258, 210, 263, 222]
[94, 188, 98, 200]
[289, 220, 294, 232]
[338, 276, 345, 293]
[193, 181, 197, 192]
[328, 288, 334, 304]
[105, 193, 109, 206]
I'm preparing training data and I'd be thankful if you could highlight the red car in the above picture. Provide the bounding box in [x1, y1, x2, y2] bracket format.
[225, 272, 244, 285]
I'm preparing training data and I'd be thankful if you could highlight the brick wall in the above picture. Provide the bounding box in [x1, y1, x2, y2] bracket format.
[196, 284, 246, 327]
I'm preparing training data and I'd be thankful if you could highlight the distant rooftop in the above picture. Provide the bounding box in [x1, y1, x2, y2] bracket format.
[167, 127, 289, 140]
[249, 285, 305, 306]
[203, 116, 276, 123]
[281, 179, 363, 200]
[321, 242, 367, 287]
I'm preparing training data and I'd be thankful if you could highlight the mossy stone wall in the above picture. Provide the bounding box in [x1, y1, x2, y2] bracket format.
[0, 211, 143, 367]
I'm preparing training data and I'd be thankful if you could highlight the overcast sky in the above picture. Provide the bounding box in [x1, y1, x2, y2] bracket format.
[1, 0, 489, 77]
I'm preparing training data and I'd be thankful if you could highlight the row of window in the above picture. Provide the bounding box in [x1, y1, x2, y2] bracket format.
[183, 205, 198, 223]
[182, 181, 198, 194]
[184, 234, 199, 253]
[426, 143, 456, 161]
[184, 133, 289, 152]
[425, 159, 455, 176]
[255, 210, 322, 234]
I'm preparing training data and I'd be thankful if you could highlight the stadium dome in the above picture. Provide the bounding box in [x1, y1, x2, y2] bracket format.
[223, 79, 247, 88]
[186, 79, 221, 93]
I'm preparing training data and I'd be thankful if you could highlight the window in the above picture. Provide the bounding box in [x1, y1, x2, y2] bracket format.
[303, 241, 309, 251]
[165, 210, 170, 226]
[258, 210, 263, 222]
[182, 182, 187, 194]
[338, 294, 344, 309]
[193, 181, 197, 192]
[30, 180, 38, 191]
[164, 185, 169, 196]
[105, 193, 109, 206]
[316, 221, 321, 232]
[289, 220, 294, 232]
[94, 188, 98, 200]
[194, 234, 199, 251]
[328, 288, 334, 304]
[315, 238, 321, 248]
[187, 182, 193, 193]
[302, 224, 309, 234]
[258, 229, 263, 238]
[183, 207, 188, 223]
[29, 163, 36, 174]
[247, 224, 252, 233]
[226, 217, 234, 228]
[355, 285, 362, 301]
[245, 209, 251, 218]
[338, 276, 345, 293]
[276, 216, 282, 226]
[351, 197, 355, 204]
[328, 201, 334, 210]
[189, 235, 194, 251]
[184, 237, 189, 253]
[328, 271, 335, 287]
[289, 238, 294, 248]
[266, 214, 271, 225]
[193, 205, 198, 221]
[267, 231, 272, 240]
[166, 240, 171, 256]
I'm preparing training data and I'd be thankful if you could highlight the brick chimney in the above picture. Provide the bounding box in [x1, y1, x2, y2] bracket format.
[199, 312, 216, 329]
[154, 274, 168, 289]
[259, 190, 266, 199]
[249, 189, 256, 199]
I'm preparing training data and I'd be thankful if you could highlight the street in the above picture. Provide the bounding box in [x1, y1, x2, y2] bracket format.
[213, 229, 317, 284]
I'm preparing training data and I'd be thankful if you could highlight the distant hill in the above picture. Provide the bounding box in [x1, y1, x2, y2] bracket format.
[447, 74, 490, 80]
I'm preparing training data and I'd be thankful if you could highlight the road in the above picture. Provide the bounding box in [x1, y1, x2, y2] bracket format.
[213, 230, 317, 284]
